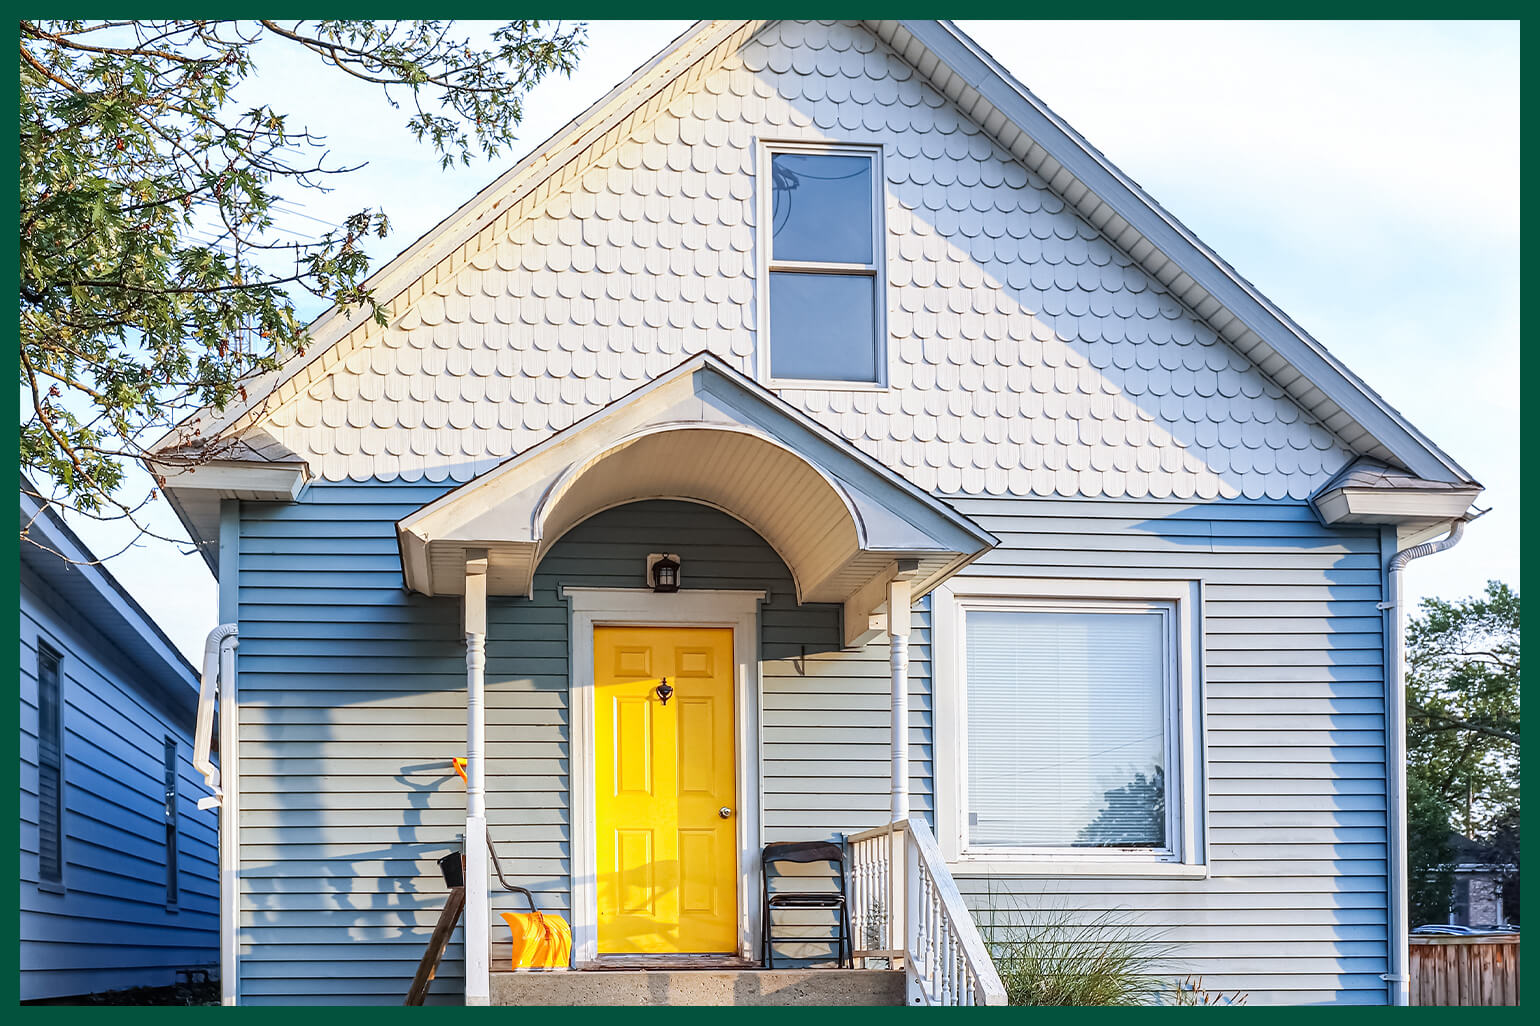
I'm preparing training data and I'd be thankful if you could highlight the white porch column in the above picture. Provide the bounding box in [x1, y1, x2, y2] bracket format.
[463, 551, 490, 1006]
[887, 576, 912, 964]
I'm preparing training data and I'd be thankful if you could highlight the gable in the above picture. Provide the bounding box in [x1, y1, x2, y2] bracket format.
[158, 20, 1473, 513]
[247, 20, 1354, 502]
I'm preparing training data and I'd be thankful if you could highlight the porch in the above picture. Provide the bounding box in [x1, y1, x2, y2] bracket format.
[393, 356, 1005, 1005]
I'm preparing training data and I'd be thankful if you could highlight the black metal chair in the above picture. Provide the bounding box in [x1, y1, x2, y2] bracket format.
[760, 840, 851, 969]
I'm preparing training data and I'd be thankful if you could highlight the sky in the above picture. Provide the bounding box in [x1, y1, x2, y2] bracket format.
[52, 20, 1520, 664]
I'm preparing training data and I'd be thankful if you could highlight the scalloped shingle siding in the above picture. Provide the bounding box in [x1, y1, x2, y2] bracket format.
[263, 20, 1355, 499]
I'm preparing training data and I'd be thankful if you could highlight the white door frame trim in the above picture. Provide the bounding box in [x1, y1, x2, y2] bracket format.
[562, 586, 766, 964]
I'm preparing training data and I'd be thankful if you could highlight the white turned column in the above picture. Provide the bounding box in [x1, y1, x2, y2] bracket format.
[888, 577, 912, 965]
[463, 552, 490, 1006]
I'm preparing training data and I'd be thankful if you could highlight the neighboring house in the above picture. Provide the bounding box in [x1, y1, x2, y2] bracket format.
[19, 483, 219, 1001]
[1446, 834, 1517, 928]
[148, 20, 1484, 1007]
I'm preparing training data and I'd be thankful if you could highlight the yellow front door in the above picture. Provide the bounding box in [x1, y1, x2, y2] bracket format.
[594, 626, 738, 954]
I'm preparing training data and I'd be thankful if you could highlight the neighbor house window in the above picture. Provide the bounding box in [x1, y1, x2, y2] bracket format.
[934, 580, 1204, 873]
[37, 643, 64, 886]
[761, 144, 884, 385]
[163, 736, 179, 907]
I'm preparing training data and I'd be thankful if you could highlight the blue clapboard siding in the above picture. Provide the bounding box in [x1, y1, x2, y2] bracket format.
[19, 579, 219, 1001]
[946, 496, 1388, 1006]
[236, 482, 1386, 1006]
[236, 487, 926, 1004]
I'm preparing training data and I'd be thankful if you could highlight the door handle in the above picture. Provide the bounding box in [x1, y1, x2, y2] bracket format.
[718, 807, 733, 819]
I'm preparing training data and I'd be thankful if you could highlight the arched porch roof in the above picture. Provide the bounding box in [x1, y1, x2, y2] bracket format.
[396, 353, 996, 643]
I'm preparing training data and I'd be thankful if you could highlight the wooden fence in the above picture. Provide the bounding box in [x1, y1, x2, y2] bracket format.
[1409, 934, 1520, 1006]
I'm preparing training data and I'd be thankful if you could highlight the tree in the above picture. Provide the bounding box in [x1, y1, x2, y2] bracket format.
[1406, 774, 1455, 926]
[20, 19, 585, 543]
[1405, 580, 1520, 839]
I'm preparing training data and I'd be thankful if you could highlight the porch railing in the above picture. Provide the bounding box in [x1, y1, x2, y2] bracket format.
[846, 817, 1008, 1006]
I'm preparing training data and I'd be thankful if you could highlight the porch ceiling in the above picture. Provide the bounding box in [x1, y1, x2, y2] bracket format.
[395, 353, 997, 606]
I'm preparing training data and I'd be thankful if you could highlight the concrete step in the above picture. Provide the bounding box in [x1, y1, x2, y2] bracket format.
[490, 968, 906, 1006]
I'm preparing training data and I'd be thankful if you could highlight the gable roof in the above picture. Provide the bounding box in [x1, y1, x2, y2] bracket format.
[150, 19, 1475, 494]
[20, 479, 201, 721]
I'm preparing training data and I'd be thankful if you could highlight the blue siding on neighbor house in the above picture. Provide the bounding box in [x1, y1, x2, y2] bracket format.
[235, 484, 931, 1004]
[19, 577, 219, 1001]
[234, 481, 1385, 1005]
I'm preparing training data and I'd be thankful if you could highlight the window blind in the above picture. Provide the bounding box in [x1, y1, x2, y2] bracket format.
[965, 609, 1166, 848]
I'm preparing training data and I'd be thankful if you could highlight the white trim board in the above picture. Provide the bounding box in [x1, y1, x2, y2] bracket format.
[756, 139, 890, 391]
[561, 587, 766, 963]
[933, 576, 1208, 878]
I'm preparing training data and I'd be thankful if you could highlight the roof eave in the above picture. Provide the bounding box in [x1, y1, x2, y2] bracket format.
[897, 19, 1477, 486]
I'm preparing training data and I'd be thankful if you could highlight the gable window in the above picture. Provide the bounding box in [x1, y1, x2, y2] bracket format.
[934, 579, 1205, 875]
[36, 643, 64, 887]
[163, 737, 180, 907]
[760, 143, 885, 387]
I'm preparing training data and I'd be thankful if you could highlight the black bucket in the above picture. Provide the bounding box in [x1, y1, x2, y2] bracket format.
[438, 851, 465, 888]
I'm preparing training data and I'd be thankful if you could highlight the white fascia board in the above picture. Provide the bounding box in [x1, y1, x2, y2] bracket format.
[902, 20, 1475, 486]
[692, 363, 998, 553]
[152, 460, 309, 501]
[398, 354, 716, 541]
[1315, 486, 1480, 525]
[149, 22, 747, 455]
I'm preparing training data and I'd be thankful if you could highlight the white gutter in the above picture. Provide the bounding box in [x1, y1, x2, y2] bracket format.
[193, 624, 239, 808]
[1382, 519, 1466, 1006]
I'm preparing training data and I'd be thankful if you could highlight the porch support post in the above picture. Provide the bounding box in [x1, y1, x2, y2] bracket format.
[887, 575, 912, 964]
[463, 551, 490, 1006]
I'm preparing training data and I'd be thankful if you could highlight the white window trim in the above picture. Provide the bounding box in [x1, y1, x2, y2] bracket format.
[561, 586, 765, 963]
[756, 139, 889, 391]
[934, 577, 1208, 878]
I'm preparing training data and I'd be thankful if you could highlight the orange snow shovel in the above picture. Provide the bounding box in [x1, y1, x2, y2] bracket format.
[451, 758, 573, 970]
[500, 890, 572, 970]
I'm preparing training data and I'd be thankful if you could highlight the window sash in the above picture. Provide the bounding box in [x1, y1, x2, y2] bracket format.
[760, 142, 885, 387]
[958, 598, 1180, 860]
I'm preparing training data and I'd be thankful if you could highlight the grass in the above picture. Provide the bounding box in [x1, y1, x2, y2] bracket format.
[978, 898, 1176, 1006]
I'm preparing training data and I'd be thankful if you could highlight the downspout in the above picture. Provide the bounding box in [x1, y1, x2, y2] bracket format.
[1382, 518, 1466, 1006]
[193, 625, 239, 805]
[193, 622, 240, 1006]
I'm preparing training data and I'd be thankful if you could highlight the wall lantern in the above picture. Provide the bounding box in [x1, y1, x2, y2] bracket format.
[647, 553, 681, 593]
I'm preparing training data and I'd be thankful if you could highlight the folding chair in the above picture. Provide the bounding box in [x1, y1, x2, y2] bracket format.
[760, 840, 851, 968]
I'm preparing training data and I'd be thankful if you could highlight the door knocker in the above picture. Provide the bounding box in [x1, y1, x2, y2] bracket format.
[655, 679, 674, 706]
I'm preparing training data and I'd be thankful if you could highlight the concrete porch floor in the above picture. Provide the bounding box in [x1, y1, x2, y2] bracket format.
[489, 968, 906, 1006]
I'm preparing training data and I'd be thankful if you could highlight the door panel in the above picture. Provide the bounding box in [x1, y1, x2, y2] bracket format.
[595, 626, 737, 954]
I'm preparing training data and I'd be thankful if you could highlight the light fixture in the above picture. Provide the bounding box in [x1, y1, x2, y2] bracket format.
[648, 553, 681, 593]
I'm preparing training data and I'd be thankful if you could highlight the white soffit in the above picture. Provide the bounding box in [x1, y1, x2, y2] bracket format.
[146, 457, 310, 573]
[396, 354, 996, 601]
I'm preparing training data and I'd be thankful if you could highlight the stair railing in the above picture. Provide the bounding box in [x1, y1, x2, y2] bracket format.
[846, 817, 1008, 1006]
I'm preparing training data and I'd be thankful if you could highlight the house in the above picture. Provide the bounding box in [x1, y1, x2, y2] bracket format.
[147, 20, 1484, 1006]
[1445, 834, 1517, 929]
[19, 482, 219, 1001]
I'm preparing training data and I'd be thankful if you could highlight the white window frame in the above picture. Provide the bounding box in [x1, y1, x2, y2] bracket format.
[756, 139, 888, 391]
[934, 577, 1208, 878]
